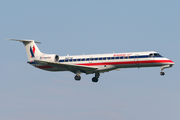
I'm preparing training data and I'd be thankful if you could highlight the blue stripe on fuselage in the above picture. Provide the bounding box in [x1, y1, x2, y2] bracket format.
[58, 55, 163, 62]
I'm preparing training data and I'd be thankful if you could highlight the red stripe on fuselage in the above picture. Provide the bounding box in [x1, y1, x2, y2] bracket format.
[76, 60, 174, 66]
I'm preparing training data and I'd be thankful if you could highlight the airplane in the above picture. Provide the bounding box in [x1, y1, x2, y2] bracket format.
[8, 39, 174, 82]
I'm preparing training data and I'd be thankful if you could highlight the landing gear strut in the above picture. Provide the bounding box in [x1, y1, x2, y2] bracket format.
[160, 65, 172, 76]
[92, 73, 100, 82]
[160, 67, 165, 76]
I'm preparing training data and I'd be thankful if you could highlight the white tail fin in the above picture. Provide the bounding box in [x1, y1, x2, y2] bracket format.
[8, 39, 43, 61]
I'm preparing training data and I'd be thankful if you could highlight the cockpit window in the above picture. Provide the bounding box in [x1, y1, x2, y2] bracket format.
[149, 53, 154, 57]
[154, 53, 162, 57]
[149, 53, 162, 57]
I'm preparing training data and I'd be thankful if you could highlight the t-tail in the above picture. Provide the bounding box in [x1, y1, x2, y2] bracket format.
[8, 39, 43, 61]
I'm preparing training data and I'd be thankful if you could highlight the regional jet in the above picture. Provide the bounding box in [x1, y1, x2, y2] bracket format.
[8, 39, 174, 82]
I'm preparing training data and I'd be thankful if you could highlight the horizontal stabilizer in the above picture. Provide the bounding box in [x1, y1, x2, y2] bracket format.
[7, 39, 41, 44]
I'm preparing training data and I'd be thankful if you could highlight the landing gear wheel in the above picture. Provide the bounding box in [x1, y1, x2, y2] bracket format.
[160, 72, 165, 76]
[74, 75, 81, 81]
[92, 77, 98, 82]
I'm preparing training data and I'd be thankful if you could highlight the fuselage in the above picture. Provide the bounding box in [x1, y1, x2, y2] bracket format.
[30, 51, 174, 74]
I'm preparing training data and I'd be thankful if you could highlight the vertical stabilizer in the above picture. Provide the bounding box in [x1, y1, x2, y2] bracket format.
[8, 39, 43, 61]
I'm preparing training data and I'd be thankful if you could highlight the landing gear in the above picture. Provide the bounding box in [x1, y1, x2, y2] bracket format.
[160, 72, 165, 76]
[74, 71, 100, 82]
[160, 67, 165, 76]
[92, 77, 98, 82]
[92, 73, 100, 83]
[74, 70, 81, 81]
[160, 65, 173, 76]
[74, 75, 81, 81]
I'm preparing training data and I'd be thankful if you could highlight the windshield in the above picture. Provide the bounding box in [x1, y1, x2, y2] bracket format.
[154, 53, 162, 57]
[149, 53, 162, 57]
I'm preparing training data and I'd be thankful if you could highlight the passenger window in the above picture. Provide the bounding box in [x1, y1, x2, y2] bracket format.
[69, 59, 73, 62]
[107, 57, 111, 60]
[65, 59, 68, 62]
[90, 58, 94, 61]
[94, 58, 98, 60]
[116, 57, 120, 59]
[77, 59, 81, 61]
[73, 59, 77, 62]
[81, 58, 85, 61]
[99, 58, 102, 60]
[103, 57, 106, 60]
[60, 60, 64, 62]
[111, 57, 115, 60]
[86, 58, 90, 61]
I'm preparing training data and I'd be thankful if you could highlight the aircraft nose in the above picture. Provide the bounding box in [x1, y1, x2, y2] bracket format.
[169, 59, 175, 66]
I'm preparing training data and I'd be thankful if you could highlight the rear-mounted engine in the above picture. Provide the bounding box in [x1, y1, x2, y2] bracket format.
[54, 55, 59, 62]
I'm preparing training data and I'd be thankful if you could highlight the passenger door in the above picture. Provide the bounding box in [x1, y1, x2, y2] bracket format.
[89, 57, 93, 63]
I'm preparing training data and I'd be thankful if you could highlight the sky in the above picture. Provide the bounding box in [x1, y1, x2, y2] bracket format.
[0, 0, 180, 120]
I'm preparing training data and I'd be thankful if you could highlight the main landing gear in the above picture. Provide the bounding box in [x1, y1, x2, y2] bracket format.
[92, 73, 100, 83]
[74, 72, 100, 82]
[74, 70, 81, 81]
[74, 75, 81, 81]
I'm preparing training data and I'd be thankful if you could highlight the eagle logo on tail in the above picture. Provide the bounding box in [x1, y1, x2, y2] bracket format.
[30, 45, 35, 58]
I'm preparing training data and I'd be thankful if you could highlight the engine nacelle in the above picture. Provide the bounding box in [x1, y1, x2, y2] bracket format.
[38, 54, 59, 62]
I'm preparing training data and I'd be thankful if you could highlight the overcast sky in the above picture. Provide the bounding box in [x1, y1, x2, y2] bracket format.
[1, 0, 180, 120]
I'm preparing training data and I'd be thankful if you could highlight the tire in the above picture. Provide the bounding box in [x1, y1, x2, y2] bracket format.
[160, 72, 165, 76]
[75, 75, 81, 81]
[92, 77, 98, 82]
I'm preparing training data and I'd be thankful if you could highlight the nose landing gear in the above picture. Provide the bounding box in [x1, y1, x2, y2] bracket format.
[160, 65, 172, 76]
[160, 67, 165, 76]
[160, 72, 165, 76]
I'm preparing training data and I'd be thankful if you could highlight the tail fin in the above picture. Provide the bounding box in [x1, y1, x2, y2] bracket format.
[8, 39, 43, 61]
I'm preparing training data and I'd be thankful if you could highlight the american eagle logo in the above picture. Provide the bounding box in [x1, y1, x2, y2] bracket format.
[30, 45, 35, 58]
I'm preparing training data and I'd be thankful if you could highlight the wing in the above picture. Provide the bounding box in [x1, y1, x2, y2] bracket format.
[34, 60, 98, 74]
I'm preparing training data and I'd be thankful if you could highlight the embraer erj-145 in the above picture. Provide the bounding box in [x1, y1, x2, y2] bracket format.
[9, 39, 174, 82]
